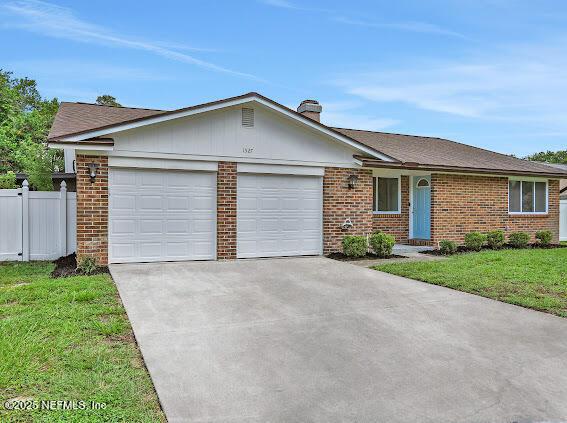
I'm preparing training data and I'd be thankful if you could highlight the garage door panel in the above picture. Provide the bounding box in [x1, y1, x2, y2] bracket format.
[111, 218, 136, 235]
[139, 195, 163, 211]
[113, 195, 136, 211]
[192, 219, 215, 233]
[237, 173, 322, 258]
[165, 219, 189, 234]
[109, 168, 216, 263]
[139, 219, 163, 235]
[111, 242, 136, 259]
[113, 170, 137, 187]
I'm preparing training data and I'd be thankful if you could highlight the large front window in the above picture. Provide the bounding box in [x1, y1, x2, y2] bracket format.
[373, 177, 400, 213]
[509, 180, 547, 214]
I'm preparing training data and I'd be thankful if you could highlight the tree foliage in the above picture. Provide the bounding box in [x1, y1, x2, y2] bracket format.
[525, 150, 567, 164]
[96, 95, 121, 107]
[0, 70, 62, 190]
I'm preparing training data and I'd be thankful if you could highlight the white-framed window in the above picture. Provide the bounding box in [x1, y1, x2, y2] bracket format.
[373, 176, 401, 214]
[508, 179, 548, 214]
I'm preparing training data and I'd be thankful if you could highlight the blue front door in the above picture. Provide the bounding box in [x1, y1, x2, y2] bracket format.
[412, 176, 431, 240]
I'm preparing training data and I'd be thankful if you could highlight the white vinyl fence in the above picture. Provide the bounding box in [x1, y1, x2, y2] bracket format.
[0, 180, 76, 261]
[561, 199, 567, 242]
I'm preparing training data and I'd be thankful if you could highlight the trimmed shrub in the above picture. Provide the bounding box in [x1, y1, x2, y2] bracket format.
[535, 230, 553, 246]
[0, 171, 17, 189]
[509, 232, 530, 248]
[369, 232, 395, 258]
[486, 230, 505, 249]
[342, 235, 368, 257]
[464, 232, 487, 251]
[77, 257, 97, 275]
[439, 240, 457, 255]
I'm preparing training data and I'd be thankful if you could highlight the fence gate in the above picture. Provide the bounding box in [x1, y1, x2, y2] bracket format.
[0, 189, 23, 260]
[561, 199, 567, 242]
[0, 181, 76, 262]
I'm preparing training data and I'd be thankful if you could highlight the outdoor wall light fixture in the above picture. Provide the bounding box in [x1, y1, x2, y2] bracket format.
[88, 163, 99, 183]
[347, 174, 359, 189]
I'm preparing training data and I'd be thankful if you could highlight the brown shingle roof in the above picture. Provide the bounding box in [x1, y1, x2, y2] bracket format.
[47, 96, 567, 178]
[48, 102, 165, 140]
[333, 128, 565, 177]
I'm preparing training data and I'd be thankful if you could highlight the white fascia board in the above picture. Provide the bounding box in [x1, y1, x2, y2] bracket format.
[48, 142, 114, 151]
[56, 95, 395, 162]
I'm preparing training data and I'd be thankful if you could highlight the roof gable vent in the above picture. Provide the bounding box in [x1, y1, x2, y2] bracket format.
[241, 108, 254, 128]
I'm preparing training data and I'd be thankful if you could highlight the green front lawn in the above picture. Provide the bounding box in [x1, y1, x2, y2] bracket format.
[374, 248, 567, 317]
[0, 262, 165, 422]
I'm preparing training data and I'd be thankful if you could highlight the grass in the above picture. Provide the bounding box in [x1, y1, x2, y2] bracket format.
[374, 248, 567, 318]
[0, 262, 165, 422]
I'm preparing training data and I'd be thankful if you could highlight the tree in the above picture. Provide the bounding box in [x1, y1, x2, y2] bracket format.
[525, 150, 567, 164]
[96, 95, 121, 107]
[0, 70, 62, 190]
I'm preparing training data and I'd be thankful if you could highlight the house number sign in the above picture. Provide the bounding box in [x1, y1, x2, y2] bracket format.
[242, 147, 254, 154]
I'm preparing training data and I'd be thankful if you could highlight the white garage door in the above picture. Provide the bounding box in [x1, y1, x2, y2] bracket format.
[237, 173, 323, 258]
[109, 168, 216, 263]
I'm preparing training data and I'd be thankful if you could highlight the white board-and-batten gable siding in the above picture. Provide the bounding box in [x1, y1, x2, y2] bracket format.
[110, 104, 361, 167]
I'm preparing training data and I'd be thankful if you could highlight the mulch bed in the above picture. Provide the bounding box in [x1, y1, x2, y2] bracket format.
[51, 253, 109, 278]
[326, 252, 407, 262]
[423, 243, 567, 256]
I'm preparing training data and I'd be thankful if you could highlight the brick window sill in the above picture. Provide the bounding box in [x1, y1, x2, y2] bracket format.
[373, 212, 402, 217]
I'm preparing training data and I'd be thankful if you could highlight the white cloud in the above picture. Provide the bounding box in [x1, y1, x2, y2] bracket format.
[319, 100, 400, 131]
[335, 40, 567, 125]
[7, 60, 171, 81]
[1, 0, 258, 79]
[260, 0, 297, 9]
[259, 0, 466, 39]
[332, 17, 468, 39]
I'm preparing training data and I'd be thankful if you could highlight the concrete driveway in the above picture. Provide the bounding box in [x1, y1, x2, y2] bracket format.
[110, 257, 567, 423]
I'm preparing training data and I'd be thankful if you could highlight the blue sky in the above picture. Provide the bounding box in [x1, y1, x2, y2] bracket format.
[1, 0, 566, 156]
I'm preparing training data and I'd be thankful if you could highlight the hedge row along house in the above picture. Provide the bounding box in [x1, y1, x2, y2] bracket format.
[47, 92, 567, 265]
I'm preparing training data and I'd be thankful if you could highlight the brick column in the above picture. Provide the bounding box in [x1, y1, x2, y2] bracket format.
[217, 162, 237, 259]
[76, 155, 108, 266]
[323, 167, 373, 254]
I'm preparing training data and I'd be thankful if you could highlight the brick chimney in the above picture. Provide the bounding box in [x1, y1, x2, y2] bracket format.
[297, 99, 322, 122]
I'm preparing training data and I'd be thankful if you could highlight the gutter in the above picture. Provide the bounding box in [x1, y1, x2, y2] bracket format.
[357, 156, 567, 179]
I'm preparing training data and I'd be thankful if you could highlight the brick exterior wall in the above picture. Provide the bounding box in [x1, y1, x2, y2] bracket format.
[217, 162, 237, 259]
[372, 175, 410, 244]
[323, 167, 373, 254]
[76, 155, 108, 266]
[431, 173, 560, 244]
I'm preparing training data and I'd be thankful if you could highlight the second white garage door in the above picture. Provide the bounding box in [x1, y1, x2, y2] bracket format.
[109, 168, 216, 263]
[237, 173, 323, 258]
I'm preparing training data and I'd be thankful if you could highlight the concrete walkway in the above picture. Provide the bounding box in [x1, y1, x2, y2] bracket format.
[111, 257, 567, 423]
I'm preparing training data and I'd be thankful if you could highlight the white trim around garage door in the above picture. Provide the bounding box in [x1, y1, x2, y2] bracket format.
[109, 156, 217, 172]
[237, 163, 324, 176]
